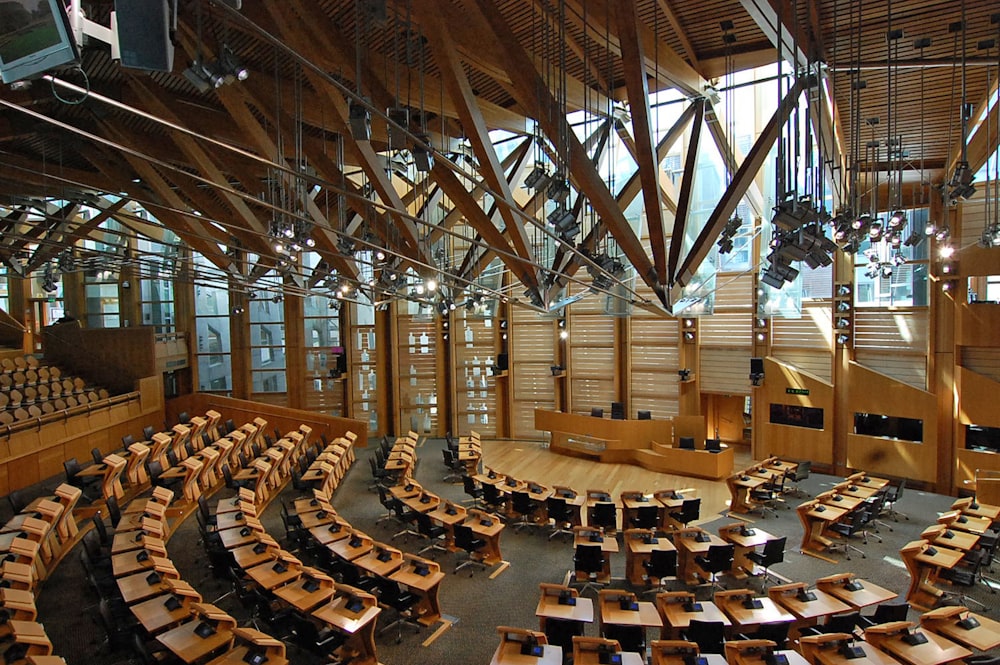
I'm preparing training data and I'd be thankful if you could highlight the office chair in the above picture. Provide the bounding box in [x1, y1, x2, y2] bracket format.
[785, 460, 811, 496]
[63, 457, 100, 501]
[746, 536, 786, 587]
[629, 504, 660, 530]
[859, 601, 909, 628]
[589, 501, 617, 534]
[604, 624, 644, 654]
[641, 548, 678, 595]
[375, 578, 422, 643]
[441, 448, 464, 483]
[546, 497, 575, 541]
[705, 438, 722, 452]
[91, 447, 104, 465]
[462, 474, 484, 507]
[802, 611, 861, 636]
[368, 455, 392, 490]
[481, 482, 507, 515]
[91, 513, 112, 548]
[882, 479, 909, 521]
[694, 544, 734, 591]
[670, 498, 701, 528]
[416, 512, 449, 556]
[828, 509, 869, 560]
[143, 425, 156, 440]
[544, 617, 584, 655]
[97, 597, 138, 651]
[740, 622, 789, 649]
[750, 474, 786, 518]
[572, 543, 607, 596]
[511, 491, 541, 532]
[940, 548, 989, 609]
[290, 468, 310, 493]
[7, 489, 27, 515]
[678, 436, 695, 450]
[453, 523, 488, 575]
[683, 620, 726, 654]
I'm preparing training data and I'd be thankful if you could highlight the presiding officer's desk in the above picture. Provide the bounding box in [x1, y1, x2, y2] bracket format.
[534, 409, 733, 480]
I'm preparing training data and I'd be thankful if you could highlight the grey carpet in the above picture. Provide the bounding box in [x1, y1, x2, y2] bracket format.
[22, 439, 1000, 664]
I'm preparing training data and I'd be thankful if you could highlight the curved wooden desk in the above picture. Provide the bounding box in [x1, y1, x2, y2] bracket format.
[534, 410, 733, 480]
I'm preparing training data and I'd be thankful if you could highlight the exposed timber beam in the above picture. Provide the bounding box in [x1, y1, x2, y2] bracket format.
[616, 0, 668, 285]
[27, 198, 128, 273]
[674, 75, 811, 292]
[668, 99, 705, 286]
[472, 0, 661, 303]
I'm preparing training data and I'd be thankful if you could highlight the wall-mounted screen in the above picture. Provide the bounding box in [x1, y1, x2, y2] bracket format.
[854, 412, 923, 442]
[966, 424, 1000, 453]
[0, 0, 79, 84]
[769, 403, 824, 430]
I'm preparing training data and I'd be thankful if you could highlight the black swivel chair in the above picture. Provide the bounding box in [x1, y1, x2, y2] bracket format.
[543, 617, 584, 655]
[7, 490, 27, 515]
[589, 501, 618, 534]
[746, 536, 786, 587]
[142, 425, 156, 440]
[572, 544, 606, 596]
[939, 548, 989, 609]
[629, 505, 660, 530]
[415, 512, 448, 556]
[481, 483, 507, 515]
[604, 624, 645, 654]
[802, 611, 861, 636]
[785, 460, 811, 496]
[375, 578, 422, 643]
[91, 447, 104, 465]
[828, 509, 869, 560]
[63, 457, 100, 501]
[705, 438, 722, 452]
[670, 498, 701, 528]
[678, 436, 696, 450]
[441, 449, 464, 483]
[684, 619, 726, 654]
[882, 479, 909, 521]
[453, 523, 488, 575]
[511, 491, 541, 532]
[546, 497, 575, 541]
[694, 543, 734, 590]
[740, 622, 789, 649]
[641, 548, 678, 595]
[859, 601, 909, 627]
[368, 455, 392, 490]
[462, 475, 484, 507]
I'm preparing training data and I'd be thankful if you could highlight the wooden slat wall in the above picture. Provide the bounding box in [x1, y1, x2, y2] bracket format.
[771, 303, 834, 382]
[510, 307, 556, 438]
[452, 312, 498, 437]
[700, 312, 753, 346]
[959, 194, 988, 247]
[568, 293, 617, 414]
[396, 315, 439, 435]
[853, 309, 928, 389]
[960, 347, 1000, 384]
[698, 273, 753, 395]
[700, 347, 752, 395]
[630, 314, 680, 418]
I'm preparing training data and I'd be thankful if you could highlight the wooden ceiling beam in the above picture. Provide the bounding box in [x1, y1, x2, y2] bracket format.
[417, 5, 539, 295]
[668, 99, 705, 285]
[654, 0, 700, 73]
[615, 0, 667, 284]
[472, 0, 661, 303]
[26, 198, 128, 274]
[674, 76, 810, 293]
[738, 0, 811, 69]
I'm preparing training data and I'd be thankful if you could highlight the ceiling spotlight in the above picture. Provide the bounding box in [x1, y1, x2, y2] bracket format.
[836, 333, 851, 345]
[939, 244, 956, 259]
[215, 45, 249, 83]
[880, 264, 893, 278]
[935, 226, 951, 242]
[523, 165, 550, 190]
[837, 301, 851, 312]
[836, 318, 851, 329]
[887, 210, 905, 228]
[349, 101, 372, 141]
[375, 249, 386, 261]
[837, 284, 852, 297]
[426, 278, 437, 292]
[924, 220, 937, 236]
[546, 177, 571, 203]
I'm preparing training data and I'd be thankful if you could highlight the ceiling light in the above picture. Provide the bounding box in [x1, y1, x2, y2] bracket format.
[426, 278, 437, 292]
[939, 244, 955, 259]
[836, 318, 851, 329]
[837, 333, 851, 345]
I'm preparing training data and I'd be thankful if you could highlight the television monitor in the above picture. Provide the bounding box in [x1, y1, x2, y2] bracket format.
[637, 410, 651, 420]
[679, 436, 695, 450]
[591, 407, 604, 418]
[610, 402, 625, 420]
[0, 0, 79, 84]
[750, 357, 764, 375]
[705, 438, 721, 452]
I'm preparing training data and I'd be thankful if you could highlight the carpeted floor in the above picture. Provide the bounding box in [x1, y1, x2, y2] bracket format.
[18, 438, 1000, 664]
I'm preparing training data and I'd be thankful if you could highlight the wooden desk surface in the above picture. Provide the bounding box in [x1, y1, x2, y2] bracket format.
[117, 570, 171, 604]
[932, 530, 980, 552]
[353, 549, 403, 577]
[856, 476, 890, 490]
[402, 493, 442, 514]
[230, 543, 276, 570]
[822, 495, 864, 511]
[958, 501, 1000, 521]
[111, 530, 147, 554]
[157, 620, 234, 664]
[867, 629, 972, 665]
[651, 651, 727, 665]
[915, 546, 965, 569]
[673, 531, 727, 555]
[656, 598, 732, 630]
[308, 522, 351, 546]
[111, 549, 156, 578]
[574, 532, 620, 553]
[921, 608, 1000, 651]
[298, 510, 337, 530]
[945, 513, 994, 534]
[218, 527, 259, 550]
[807, 504, 848, 522]
[490, 641, 563, 665]
[575, 651, 645, 665]
[426, 503, 467, 526]
[466, 514, 505, 538]
[535, 595, 595, 623]
[390, 562, 446, 594]
[624, 534, 677, 554]
[715, 595, 795, 628]
[810, 642, 902, 665]
[328, 534, 373, 561]
[312, 596, 381, 635]
[769, 589, 853, 621]
[818, 579, 897, 609]
[599, 598, 663, 628]
[204, 645, 288, 665]
[245, 560, 301, 591]
[719, 526, 775, 549]
[272, 577, 335, 612]
[130, 594, 193, 634]
[837, 484, 879, 499]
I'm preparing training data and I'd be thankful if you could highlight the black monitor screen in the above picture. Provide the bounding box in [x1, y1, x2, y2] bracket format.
[854, 412, 922, 442]
[678, 437, 695, 450]
[770, 403, 824, 430]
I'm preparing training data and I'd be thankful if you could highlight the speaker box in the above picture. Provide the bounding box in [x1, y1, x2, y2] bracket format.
[750, 357, 764, 375]
[495, 353, 508, 371]
[115, 0, 175, 73]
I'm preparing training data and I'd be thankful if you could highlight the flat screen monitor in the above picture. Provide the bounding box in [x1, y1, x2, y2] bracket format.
[0, 0, 79, 84]
[610, 402, 625, 420]
[591, 407, 604, 418]
[637, 410, 651, 420]
[678, 436, 695, 450]
[705, 438, 721, 451]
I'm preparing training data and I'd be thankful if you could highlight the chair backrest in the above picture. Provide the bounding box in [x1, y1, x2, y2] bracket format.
[591, 501, 617, 528]
[825, 611, 861, 634]
[633, 504, 659, 529]
[760, 536, 786, 565]
[894, 479, 906, 500]
[687, 620, 726, 654]
[678, 498, 701, 521]
[646, 548, 678, 577]
[792, 460, 811, 481]
[870, 602, 909, 624]
[64, 457, 82, 478]
[707, 544, 735, 567]
[512, 491, 535, 514]
[178, 412, 190, 424]
[143, 425, 155, 440]
[453, 523, 482, 551]
[91, 513, 110, 545]
[106, 494, 121, 527]
[122, 434, 135, 448]
[7, 490, 27, 514]
[574, 543, 604, 574]
[705, 438, 721, 451]
[679, 437, 696, 450]
[482, 483, 502, 504]
[752, 622, 788, 648]
[463, 475, 480, 495]
[546, 497, 571, 521]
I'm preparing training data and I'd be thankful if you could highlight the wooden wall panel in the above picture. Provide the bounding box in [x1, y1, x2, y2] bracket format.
[757, 357, 834, 464]
[960, 346, 1000, 383]
[510, 308, 556, 439]
[845, 361, 937, 483]
[958, 306, 1000, 348]
[700, 313, 753, 346]
[699, 347, 752, 395]
[770, 349, 833, 383]
[42, 323, 156, 394]
[854, 350, 927, 390]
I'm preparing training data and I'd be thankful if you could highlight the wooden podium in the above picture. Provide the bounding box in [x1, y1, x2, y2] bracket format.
[534, 410, 733, 480]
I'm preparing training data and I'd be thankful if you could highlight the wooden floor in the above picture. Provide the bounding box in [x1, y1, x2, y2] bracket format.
[478, 438, 755, 520]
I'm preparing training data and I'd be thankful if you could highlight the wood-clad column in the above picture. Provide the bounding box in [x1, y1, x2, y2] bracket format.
[283, 281, 305, 410]
[931, 193, 956, 494]
[228, 278, 250, 400]
[831, 245, 854, 476]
